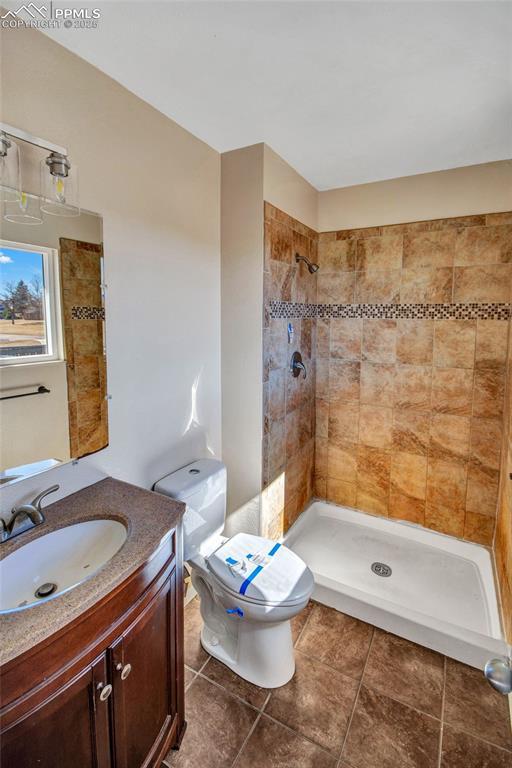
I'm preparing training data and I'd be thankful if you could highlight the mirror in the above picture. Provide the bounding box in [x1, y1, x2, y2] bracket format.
[0, 206, 107, 485]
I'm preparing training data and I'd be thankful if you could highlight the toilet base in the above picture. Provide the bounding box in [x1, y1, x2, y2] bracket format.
[200, 616, 295, 689]
[191, 568, 297, 688]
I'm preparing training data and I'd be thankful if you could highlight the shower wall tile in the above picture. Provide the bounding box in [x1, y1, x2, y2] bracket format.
[454, 224, 512, 266]
[396, 320, 434, 365]
[360, 362, 395, 406]
[390, 452, 427, 501]
[431, 368, 473, 415]
[429, 413, 471, 463]
[59, 239, 108, 459]
[474, 319, 508, 370]
[262, 203, 318, 537]
[394, 364, 432, 411]
[361, 319, 396, 363]
[354, 269, 401, 303]
[263, 206, 511, 553]
[472, 368, 505, 418]
[495, 302, 512, 641]
[392, 410, 430, 456]
[403, 229, 456, 269]
[327, 477, 357, 507]
[314, 211, 512, 546]
[433, 320, 476, 369]
[469, 417, 502, 470]
[330, 318, 362, 360]
[388, 492, 425, 525]
[359, 405, 393, 449]
[318, 237, 356, 272]
[400, 266, 453, 303]
[356, 234, 403, 271]
[465, 465, 499, 517]
[453, 263, 512, 303]
[425, 503, 465, 539]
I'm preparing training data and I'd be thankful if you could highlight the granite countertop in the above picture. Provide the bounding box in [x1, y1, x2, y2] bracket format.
[0, 477, 184, 667]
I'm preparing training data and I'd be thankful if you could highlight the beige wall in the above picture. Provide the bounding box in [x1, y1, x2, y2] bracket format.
[264, 145, 318, 232]
[0, 362, 70, 470]
[1, 25, 221, 495]
[319, 161, 512, 231]
[221, 145, 264, 523]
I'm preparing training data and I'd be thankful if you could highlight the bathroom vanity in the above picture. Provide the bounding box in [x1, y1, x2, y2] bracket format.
[0, 478, 186, 768]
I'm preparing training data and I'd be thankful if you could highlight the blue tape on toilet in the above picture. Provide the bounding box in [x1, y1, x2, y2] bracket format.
[238, 542, 282, 595]
[239, 565, 263, 595]
[225, 556, 238, 565]
[226, 607, 244, 617]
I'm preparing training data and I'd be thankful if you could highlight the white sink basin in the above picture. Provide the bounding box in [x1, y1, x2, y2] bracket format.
[0, 519, 127, 614]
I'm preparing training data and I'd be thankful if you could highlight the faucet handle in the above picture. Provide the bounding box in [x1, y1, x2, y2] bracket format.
[31, 484, 60, 513]
[290, 351, 307, 379]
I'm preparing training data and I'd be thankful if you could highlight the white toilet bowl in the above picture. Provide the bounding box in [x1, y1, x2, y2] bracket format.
[190, 532, 313, 687]
[154, 459, 314, 688]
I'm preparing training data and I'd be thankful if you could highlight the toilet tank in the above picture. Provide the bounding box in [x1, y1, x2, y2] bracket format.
[154, 459, 227, 561]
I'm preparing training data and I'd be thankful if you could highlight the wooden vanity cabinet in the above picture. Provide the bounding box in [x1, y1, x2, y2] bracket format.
[0, 654, 112, 768]
[110, 570, 177, 768]
[0, 530, 185, 768]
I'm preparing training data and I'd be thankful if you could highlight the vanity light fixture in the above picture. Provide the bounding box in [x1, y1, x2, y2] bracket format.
[40, 151, 80, 217]
[0, 122, 80, 222]
[3, 191, 43, 226]
[0, 131, 21, 203]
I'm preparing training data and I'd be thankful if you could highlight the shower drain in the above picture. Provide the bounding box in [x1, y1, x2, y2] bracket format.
[371, 562, 392, 578]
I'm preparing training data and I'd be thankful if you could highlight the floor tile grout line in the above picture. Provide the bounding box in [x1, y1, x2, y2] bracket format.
[197, 655, 211, 674]
[439, 722, 512, 755]
[261, 690, 272, 713]
[336, 628, 375, 766]
[230, 712, 263, 768]
[296, 640, 446, 724]
[294, 646, 373, 687]
[437, 656, 447, 768]
[259, 709, 342, 760]
[189, 654, 512, 761]
[293, 602, 315, 648]
[194, 668, 267, 714]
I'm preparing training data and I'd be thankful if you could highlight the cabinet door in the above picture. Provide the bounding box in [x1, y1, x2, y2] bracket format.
[1, 654, 111, 768]
[111, 569, 177, 768]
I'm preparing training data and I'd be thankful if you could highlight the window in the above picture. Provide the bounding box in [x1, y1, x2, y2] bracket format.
[0, 240, 62, 365]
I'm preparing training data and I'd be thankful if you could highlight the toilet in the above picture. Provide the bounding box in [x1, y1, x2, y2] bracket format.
[154, 458, 314, 688]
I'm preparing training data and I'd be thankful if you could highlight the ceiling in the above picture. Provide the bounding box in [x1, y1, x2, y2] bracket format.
[38, 1, 512, 190]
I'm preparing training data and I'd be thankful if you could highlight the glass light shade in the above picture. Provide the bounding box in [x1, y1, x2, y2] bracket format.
[40, 155, 80, 217]
[3, 192, 43, 225]
[0, 136, 21, 202]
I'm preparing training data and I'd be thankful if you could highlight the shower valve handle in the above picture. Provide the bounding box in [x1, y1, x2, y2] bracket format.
[291, 351, 307, 379]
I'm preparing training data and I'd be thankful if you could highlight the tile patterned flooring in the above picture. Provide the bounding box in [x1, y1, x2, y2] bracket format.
[165, 598, 512, 768]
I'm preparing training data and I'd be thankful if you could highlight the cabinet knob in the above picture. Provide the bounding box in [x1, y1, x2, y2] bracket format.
[116, 662, 132, 680]
[97, 683, 112, 702]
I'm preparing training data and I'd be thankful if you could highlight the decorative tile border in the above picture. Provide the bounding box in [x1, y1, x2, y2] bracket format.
[269, 300, 511, 321]
[71, 305, 105, 320]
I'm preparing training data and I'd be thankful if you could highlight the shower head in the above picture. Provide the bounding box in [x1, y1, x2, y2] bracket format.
[295, 253, 320, 274]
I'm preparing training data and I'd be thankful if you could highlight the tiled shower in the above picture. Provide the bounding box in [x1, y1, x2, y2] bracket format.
[261, 203, 512, 638]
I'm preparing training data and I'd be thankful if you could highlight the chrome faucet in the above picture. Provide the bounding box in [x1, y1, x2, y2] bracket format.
[0, 484, 59, 543]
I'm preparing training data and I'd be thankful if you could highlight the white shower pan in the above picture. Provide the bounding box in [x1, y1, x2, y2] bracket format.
[285, 500, 508, 670]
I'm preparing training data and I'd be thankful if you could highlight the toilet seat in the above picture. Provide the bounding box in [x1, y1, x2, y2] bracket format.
[206, 532, 314, 607]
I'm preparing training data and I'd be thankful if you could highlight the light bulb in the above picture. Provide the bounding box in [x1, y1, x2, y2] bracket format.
[53, 175, 66, 204]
